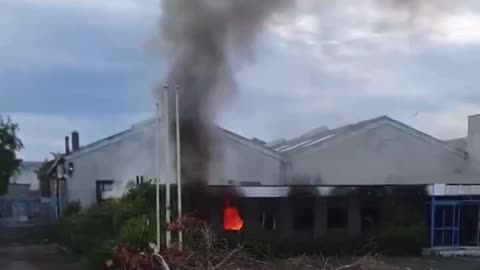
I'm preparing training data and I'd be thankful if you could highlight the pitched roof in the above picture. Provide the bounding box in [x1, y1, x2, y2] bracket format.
[270, 116, 386, 153]
[271, 116, 467, 158]
[63, 118, 283, 161]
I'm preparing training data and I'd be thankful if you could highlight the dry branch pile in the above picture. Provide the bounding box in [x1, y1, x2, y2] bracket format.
[108, 219, 385, 270]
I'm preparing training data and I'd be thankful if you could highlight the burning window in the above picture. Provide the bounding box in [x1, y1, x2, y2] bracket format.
[223, 200, 243, 231]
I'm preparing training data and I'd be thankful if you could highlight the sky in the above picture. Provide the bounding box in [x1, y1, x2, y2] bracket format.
[2, 0, 480, 161]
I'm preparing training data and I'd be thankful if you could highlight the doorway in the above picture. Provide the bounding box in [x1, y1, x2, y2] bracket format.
[459, 204, 480, 246]
[430, 197, 480, 247]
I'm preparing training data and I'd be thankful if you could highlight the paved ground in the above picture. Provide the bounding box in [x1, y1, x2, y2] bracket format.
[0, 243, 480, 269]
[319, 256, 480, 270]
[379, 256, 480, 270]
[0, 243, 82, 270]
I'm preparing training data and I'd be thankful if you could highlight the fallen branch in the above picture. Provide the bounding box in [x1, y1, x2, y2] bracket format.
[212, 247, 239, 270]
[153, 253, 171, 270]
[334, 261, 362, 270]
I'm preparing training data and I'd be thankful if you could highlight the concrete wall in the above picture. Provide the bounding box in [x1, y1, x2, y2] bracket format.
[288, 123, 467, 185]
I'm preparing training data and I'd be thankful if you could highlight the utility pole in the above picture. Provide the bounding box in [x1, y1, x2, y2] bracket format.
[163, 85, 172, 247]
[155, 103, 161, 250]
[175, 85, 183, 250]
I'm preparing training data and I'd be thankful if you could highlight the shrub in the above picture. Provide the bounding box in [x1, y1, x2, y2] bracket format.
[62, 201, 81, 217]
[57, 183, 164, 268]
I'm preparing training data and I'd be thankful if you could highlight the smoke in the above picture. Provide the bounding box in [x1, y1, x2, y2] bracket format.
[158, 0, 289, 186]
[154, 0, 463, 192]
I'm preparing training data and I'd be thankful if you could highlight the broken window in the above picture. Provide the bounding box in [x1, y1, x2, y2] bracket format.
[327, 197, 348, 229]
[293, 197, 314, 230]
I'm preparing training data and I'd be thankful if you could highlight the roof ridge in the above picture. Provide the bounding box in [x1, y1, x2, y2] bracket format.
[383, 117, 467, 157]
[272, 116, 390, 152]
[216, 126, 284, 160]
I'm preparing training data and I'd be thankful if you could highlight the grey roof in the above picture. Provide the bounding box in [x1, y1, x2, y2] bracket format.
[270, 116, 467, 157]
[63, 118, 283, 161]
[444, 137, 467, 152]
[270, 116, 387, 153]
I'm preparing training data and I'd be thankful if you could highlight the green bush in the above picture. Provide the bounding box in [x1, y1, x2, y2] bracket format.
[373, 200, 427, 255]
[57, 183, 164, 268]
[62, 201, 81, 217]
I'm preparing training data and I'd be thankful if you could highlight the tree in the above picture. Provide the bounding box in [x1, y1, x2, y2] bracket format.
[0, 116, 23, 195]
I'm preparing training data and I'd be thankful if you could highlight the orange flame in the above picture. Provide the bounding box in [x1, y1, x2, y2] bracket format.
[223, 201, 243, 231]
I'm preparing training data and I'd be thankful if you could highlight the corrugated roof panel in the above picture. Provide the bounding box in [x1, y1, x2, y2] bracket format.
[302, 134, 336, 147]
[279, 139, 313, 152]
[275, 145, 291, 151]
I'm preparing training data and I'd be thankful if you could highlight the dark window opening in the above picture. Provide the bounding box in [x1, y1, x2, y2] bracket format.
[327, 197, 348, 229]
[261, 211, 277, 230]
[96, 180, 114, 203]
[293, 197, 314, 230]
[361, 204, 381, 232]
[258, 199, 278, 231]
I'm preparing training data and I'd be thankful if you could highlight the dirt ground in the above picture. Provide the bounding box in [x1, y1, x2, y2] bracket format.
[0, 243, 82, 270]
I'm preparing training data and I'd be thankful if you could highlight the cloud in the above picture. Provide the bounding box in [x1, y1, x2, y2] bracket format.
[219, 0, 480, 142]
[429, 12, 480, 45]
[4, 0, 480, 160]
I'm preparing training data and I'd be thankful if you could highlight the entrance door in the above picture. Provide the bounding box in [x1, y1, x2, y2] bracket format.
[431, 202, 460, 247]
[459, 204, 480, 246]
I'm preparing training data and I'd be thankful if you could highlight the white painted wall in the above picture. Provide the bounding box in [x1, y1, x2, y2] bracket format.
[288, 123, 468, 185]
[467, 114, 480, 174]
[65, 121, 284, 207]
[65, 123, 168, 207]
[209, 131, 284, 185]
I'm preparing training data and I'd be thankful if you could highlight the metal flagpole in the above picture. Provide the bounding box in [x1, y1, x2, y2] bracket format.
[163, 85, 172, 247]
[155, 103, 161, 251]
[175, 85, 183, 250]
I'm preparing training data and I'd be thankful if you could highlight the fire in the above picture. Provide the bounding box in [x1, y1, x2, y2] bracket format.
[223, 201, 243, 231]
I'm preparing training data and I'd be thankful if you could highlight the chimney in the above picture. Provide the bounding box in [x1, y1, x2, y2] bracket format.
[65, 136, 70, 154]
[71, 131, 80, 151]
[467, 114, 480, 172]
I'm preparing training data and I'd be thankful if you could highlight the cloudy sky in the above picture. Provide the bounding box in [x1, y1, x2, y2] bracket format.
[2, 0, 480, 161]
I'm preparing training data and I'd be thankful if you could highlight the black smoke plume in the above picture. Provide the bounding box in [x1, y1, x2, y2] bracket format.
[157, 0, 288, 215]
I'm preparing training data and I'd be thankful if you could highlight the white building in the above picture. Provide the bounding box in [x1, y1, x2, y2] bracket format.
[48, 114, 480, 248]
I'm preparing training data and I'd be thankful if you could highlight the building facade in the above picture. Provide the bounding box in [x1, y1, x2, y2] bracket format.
[47, 115, 480, 248]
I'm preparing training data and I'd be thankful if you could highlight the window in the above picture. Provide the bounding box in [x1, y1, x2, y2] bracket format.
[293, 197, 314, 230]
[327, 197, 348, 229]
[361, 204, 381, 232]
[261, 211, 277, 230]
[258, 199, 278, 231]
[96, 180, 114, 203]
